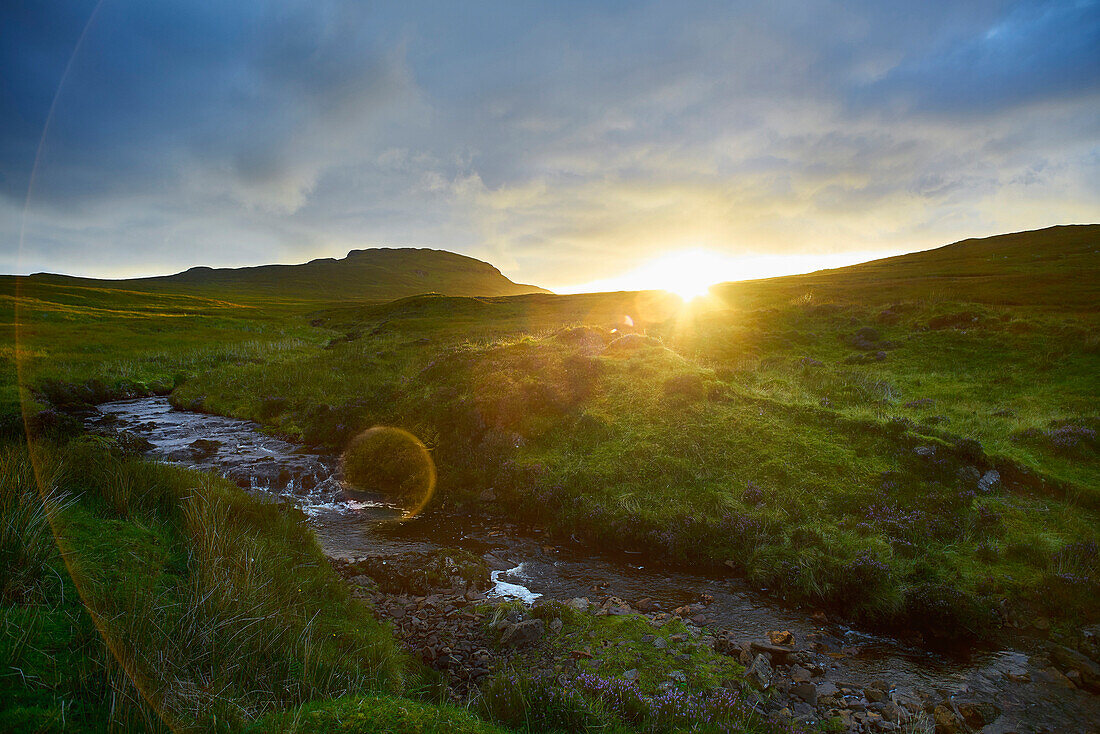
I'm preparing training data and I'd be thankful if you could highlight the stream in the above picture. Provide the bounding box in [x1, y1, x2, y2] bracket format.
[90, 397, 1099, 732]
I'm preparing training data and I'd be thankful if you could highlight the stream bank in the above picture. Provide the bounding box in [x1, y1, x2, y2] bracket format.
[87, 397, 1100, 733]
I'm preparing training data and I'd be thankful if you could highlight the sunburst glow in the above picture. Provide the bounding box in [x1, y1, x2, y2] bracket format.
[557, 248, 909, 297]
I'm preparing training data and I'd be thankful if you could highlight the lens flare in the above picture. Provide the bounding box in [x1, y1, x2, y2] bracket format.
[341, 426, 437, 520]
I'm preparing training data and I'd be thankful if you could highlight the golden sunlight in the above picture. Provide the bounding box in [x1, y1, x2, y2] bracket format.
[556, 247, 907, 296]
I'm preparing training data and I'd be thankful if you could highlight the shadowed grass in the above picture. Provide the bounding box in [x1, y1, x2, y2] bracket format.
[0, 439, 408, 732]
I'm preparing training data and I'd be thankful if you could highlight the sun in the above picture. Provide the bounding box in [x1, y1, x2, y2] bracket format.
[556, 248, 738, 298]
[643, 250, 725, 301]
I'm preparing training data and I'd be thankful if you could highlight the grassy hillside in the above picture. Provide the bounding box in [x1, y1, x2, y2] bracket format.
[166, 225, 1098, 640]
[0, 439, 413, 732]
[3, 225, 1097, 647]
[13, 247, 548, 305]
[715, 224, 1099, 310]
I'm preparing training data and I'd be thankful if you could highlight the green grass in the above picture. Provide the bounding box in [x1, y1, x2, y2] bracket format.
[250, 695, 509, 734]
[163, 226, 1098, 639]
[0, 438, 419, 732]
[3, 224, 1097, 646]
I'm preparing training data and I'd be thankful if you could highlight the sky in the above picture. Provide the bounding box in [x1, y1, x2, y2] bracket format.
[1, 0, 1098, 292]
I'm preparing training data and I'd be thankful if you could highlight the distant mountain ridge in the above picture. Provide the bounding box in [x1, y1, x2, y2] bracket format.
[24, 247, 550, 301]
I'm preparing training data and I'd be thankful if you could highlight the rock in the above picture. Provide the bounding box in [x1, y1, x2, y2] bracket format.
[566, 597, 590, 612]
[549, 618, 563, 634]
[1051, 644, 1100, 691]
[569, 649, 593, 660]
[977, 470, 1002, 493]
[750, 641, 794, 664]
[957, 701, 999, 729]
[623, 668, 639, 682]
[767, 630, 795, 645]
[669, 670, 686, 683]
[634, 597, 655, 612]
[745, 654, 773, 689]
[653, 637, 668, 649]
[791, 665, 812, 683]
[187, 438, 222, 458]
[500, 619, 545, 647]
[791, 681, 817, 705]
[933, 704, 960, 734]
[1037, 666, 1075, 687]
[477, 488, 497, 502]
[865, 686, 889, 703]
[816, 681, 838, 698]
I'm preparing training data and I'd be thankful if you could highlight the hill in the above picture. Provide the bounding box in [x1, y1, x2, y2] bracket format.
[714, 224, 1099, 310]
[5, 224, 1098, 644]
[16, 247, 549, 303]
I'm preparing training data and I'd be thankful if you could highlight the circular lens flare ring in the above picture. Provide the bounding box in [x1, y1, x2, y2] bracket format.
[341, 426, 437, 520]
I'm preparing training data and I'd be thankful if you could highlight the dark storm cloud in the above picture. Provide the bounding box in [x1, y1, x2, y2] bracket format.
[0, 0, 1097, 285]
[850, 1, 1100, 115]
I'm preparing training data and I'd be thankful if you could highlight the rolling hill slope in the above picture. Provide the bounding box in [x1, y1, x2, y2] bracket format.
[714, 224, 1099, 310]
[12, 247, 549, 304]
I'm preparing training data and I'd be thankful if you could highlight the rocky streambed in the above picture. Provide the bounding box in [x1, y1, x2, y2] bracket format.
[89, 397, 1100, 733]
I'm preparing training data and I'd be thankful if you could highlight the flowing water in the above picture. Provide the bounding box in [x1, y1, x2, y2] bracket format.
[90, 397, 1100, 732]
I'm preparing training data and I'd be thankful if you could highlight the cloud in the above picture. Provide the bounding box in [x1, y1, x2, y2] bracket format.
[0, 0, 1097, 286]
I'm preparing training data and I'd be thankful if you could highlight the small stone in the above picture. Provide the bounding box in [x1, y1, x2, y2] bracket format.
[549, 618, 563, 634]
[669, 670, 686, 683]
[768, 630, 795, 645]
[623, 668, 639, 682]
[653, 637, 667, 649]
[977, 469, 1002, 493]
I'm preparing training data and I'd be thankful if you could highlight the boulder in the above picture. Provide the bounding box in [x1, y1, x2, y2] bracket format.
[1051, 644, 1100, 691]
[791, 681, 817, 705]
[750, 641, 795, 664]
[957, 701, 1000, 729]
[500, 619, 545, 647]
[932, 704, 960, 734]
